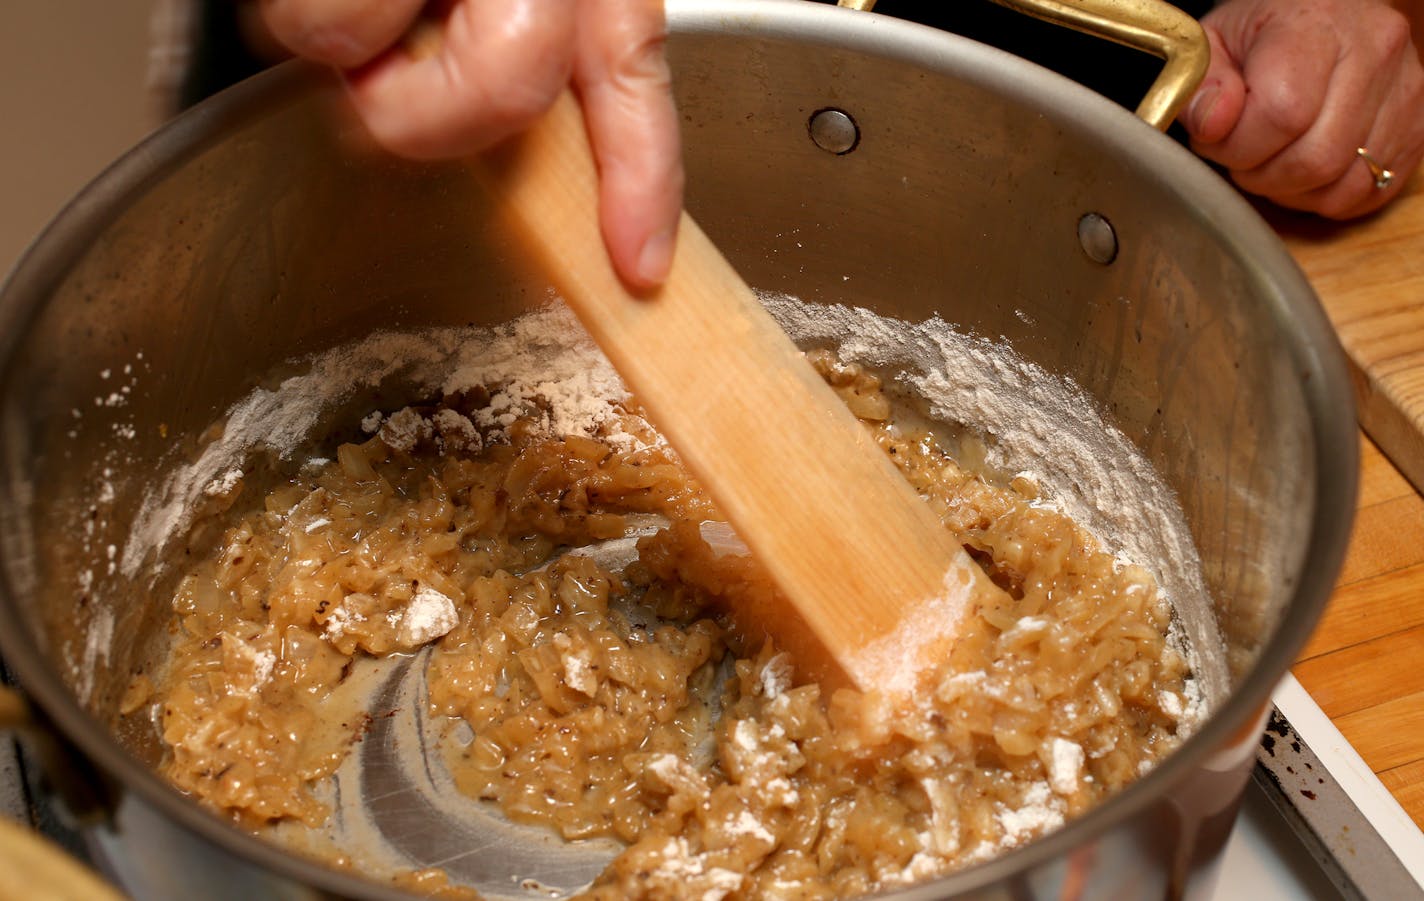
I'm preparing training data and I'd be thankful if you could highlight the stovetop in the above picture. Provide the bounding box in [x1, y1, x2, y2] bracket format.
[1214, 675, 1424, 900]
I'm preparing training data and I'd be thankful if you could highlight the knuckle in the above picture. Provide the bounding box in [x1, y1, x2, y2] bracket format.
[1283, 146, 1355, 190]
[605, 6, 669, 69]
[1371, 10, 1412, 61]
[618, 29, 672, 88]
[485, 77, 563, 128]
[585, 0, 671, 86]
[482, 61, 568, 126]
[423, 18, 572, 134]
[475, 15, 572, 121]
[1255, 80, 1320, 140]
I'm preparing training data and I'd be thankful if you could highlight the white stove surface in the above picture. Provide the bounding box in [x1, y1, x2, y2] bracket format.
[1213, 674, 1424, 900]
[1217, 781, 1339, 899]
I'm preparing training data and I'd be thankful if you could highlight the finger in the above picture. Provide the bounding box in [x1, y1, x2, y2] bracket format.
[1268, 51, 1424, 219]
[1265, 153, 1405, 219]
[1191, 11, 1339, 173]
[345, 0, 577, 160]
[258, 0, 425, 69]
[573, 0, 685, 291]
[1229, 9, 1407, 199]
[1180, 25, 1246, 145]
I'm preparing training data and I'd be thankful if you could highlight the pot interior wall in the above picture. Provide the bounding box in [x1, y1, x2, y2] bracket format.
[666, 16, 1322, 682]
[0, 4, 1341, 839]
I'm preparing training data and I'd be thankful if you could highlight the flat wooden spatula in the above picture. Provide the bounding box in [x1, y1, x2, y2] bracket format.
[475, 91, 1004, 698]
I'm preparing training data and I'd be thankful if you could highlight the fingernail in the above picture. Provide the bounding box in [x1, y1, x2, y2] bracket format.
[1188, 80, 1220, 135]
[636, 227, 675, 286]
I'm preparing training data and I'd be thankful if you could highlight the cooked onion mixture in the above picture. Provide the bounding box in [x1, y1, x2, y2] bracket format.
[142, 353, 1197, 898]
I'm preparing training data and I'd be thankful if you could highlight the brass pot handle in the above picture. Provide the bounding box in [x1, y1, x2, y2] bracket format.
[837, 0, 1210, 131]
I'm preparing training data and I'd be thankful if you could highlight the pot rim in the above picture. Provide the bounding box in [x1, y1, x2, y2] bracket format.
[0, 2, 1358, 898]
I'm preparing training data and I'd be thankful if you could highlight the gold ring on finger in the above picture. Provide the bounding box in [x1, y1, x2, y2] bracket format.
[1357, 147, 1395, 190]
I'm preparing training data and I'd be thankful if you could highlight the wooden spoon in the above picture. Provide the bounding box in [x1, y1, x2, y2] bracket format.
[473, 91, 1004, 698]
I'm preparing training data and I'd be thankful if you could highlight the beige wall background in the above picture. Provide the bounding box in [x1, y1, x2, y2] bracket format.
[0, 4, 158, 279]
[0, 3, 155, 820]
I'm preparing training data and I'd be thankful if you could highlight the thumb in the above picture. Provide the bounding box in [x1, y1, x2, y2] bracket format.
[1181, 24, 1246, 145]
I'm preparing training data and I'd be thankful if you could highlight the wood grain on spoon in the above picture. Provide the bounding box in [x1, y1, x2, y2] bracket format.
[474, 90, 1005, 698]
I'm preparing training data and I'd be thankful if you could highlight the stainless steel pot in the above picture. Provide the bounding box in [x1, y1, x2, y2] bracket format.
[0, 1, 1357, 899]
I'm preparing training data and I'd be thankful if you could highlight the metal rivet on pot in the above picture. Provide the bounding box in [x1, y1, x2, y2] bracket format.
[808, 108, 860, 155]
[1078, 213, 1118, 265]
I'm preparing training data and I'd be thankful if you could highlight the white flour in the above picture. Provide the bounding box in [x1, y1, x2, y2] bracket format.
[203, 467, 244, 498]
[996, 782, 1065, 846]
[324, 602, 361, 639]
[397, 586, 458, 646]
[120, 305, 635, 580]
[1049, 738, 1086, 795]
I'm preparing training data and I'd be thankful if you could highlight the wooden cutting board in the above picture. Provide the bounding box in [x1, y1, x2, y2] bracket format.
[1275, 171, 1424, 830]
[1269, 173, 1424, 494]
[1293, 433, 1424, 830]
